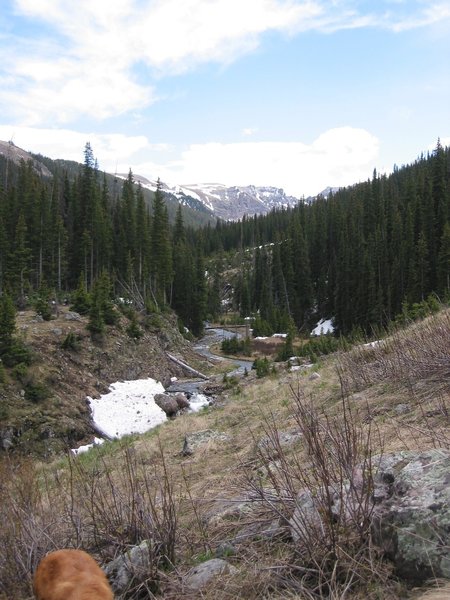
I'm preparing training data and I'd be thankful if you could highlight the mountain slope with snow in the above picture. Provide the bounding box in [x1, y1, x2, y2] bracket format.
[119, 174, 304, 221]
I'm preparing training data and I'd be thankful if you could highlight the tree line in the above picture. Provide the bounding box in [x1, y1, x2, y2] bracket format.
[194, 140, 450, 335]
[1, 140, 449, 340]
[0, 143, 207, 336]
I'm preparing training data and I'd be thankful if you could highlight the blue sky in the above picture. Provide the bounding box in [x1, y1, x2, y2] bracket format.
[1, 0, 449, 197]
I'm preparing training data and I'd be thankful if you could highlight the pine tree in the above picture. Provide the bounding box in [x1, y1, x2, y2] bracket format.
[151, 180, 172, 304]
[0, 293, 16, 356]
[437, 222, 450, 297]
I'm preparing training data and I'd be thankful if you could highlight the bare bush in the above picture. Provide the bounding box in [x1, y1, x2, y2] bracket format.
[0, 441, 179, 599]
[242, 386, 389, 599]
[338, 310, 450, 396]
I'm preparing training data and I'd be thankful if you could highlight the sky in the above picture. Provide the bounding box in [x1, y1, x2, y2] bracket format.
[1, 0, 450, 198]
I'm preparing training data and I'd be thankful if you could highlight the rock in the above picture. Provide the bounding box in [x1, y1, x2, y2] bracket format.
[104, 540, 156, 596]
[174, 393, 190, 410]
[257, 428, 302, 458]
[372, 449, 450, 584]
[214, 543, 236, 558]
[0, 428, 14, 451]
[290, 489, 325, 544]
[154, 394, 179, 417]
[309, 372, 320, 381]
[394, 403, 411, 415]
[184, 559, 238, 591]
[51, 328, 63, 336]
[289, 449, 450, 585]
[64, 311, 82, 321]
[181, 429, 230, 456]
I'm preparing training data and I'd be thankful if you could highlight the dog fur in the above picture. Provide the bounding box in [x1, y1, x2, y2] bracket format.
[33, 549, 113, 600]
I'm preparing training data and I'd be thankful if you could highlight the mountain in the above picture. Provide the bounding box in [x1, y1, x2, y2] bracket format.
[117, 174, 303, 221]
[0, 140, 52, 179]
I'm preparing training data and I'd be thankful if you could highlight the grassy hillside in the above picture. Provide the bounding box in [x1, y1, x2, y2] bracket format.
[1, 310, 449, 599]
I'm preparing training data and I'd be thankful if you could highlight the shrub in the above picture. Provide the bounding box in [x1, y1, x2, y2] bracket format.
[71, 280, 91, 315]
[61, 332, 81, 351]
[34, 296, 52, 321]
[0, 362, 6, 384]
[126, 316, 143, 339]
[25, 381, 50, 403]
[243, 388, 386, 599]
[12, 362, 28, 382]
[1, 339, 32, 368]
[297, 334, 342, 362]
[252, 356, 271, 378]
[0, 444, 180, 599]
[221, 336, 251, 356]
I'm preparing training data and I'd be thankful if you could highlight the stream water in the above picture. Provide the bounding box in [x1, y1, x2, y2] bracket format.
[166, 327, 253, 397]
[194, 327, 254, 376]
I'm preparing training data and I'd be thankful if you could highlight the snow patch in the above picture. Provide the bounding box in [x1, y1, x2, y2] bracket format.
[87, 378, 166, 439]
[311, 318, 334, 336]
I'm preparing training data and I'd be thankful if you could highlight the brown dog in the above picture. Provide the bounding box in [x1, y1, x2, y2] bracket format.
[33, 549, 113, 600]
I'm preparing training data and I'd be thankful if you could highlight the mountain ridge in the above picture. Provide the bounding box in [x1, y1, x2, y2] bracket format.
[116, 173, 311, 221]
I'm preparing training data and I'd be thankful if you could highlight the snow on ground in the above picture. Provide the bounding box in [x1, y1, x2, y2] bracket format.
[311, 318, 335, 336]
[72, 437, 105, 456]
[72, 377, 210, 454]
[87, 378, 166, 439]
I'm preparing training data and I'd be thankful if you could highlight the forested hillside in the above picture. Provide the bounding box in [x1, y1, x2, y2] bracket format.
[0, 143, 207, 335]
[196, 141, 450, 335]
[0, 141, 449, 341]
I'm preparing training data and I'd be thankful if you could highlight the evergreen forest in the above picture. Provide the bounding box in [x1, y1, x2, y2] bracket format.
[0, 141, 449, 339]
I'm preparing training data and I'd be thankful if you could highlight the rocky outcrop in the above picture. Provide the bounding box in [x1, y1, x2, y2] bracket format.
[104, 540, 157, 597]
[372, 449, 450, 584]
[289, 449, 450, 585]
[181, 429, 230, 456]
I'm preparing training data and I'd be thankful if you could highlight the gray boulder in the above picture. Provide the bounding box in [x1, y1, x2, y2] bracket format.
[154, 393, 179, 417]
[182, 429, 230, 456]
[184, 558, 238, 591]
[372, 449, 450, 584]
[104, 540, 156, 596]
[173, 392, 190, 410]
[64, 311, 82, 321]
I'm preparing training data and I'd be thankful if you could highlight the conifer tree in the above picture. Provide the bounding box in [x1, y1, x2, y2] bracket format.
[151, 180, 172, 304]
[0, 293, 16, 356]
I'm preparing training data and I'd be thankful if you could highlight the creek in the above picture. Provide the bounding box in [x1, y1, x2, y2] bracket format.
[74, 327, 252, 454]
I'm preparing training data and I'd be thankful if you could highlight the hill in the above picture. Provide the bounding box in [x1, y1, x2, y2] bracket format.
[0, 304, 206, 457]
[1, 308, 449, 599]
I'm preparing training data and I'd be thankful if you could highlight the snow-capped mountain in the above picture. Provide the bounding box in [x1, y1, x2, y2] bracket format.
[117, 174, 303, 221]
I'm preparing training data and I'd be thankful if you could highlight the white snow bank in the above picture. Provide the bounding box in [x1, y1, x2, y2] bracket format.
[311, 318, 334, 336]
[87, 378, 166, 439]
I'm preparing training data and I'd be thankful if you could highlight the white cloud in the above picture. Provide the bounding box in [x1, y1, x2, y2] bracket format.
[136, 126, 380, 196]
[0, 125, 151, 170]
[4, 0, 449, 125]
[242, 127, 259, 136]
[2, 124, 379, 197]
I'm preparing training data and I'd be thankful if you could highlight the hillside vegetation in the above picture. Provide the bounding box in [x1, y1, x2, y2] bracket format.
[1, 309, 449, 599]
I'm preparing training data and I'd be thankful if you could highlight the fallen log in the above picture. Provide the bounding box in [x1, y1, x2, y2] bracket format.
[166, 353, 209, 380]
